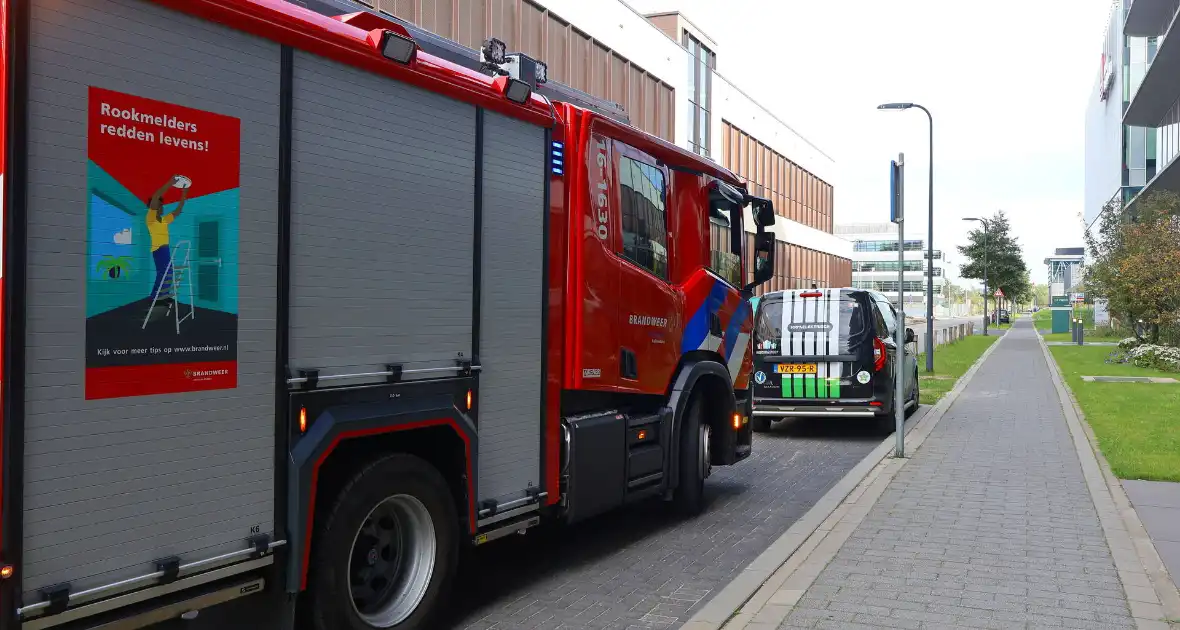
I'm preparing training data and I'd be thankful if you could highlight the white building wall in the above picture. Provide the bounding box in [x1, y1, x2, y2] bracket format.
[1084, 0, 1126, 228]
[741, 208, 853, 259]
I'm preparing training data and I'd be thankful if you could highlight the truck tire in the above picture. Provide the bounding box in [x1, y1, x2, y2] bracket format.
[751, 416, 772, 433]
[673, 394, 710, 515]
[309, 454, 459, 630]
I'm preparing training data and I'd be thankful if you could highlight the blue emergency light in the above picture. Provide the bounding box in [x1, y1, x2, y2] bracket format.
[551, 141, 564, 176]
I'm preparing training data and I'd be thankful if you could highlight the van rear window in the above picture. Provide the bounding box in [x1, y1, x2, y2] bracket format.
[753, 299, 783, 349]
[754, 293, 870, 355]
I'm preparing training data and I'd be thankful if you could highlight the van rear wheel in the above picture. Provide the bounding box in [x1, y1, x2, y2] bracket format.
[874, 413, 896, 435]
[310, 454, 458, 630]
[905, 369, 920, 418]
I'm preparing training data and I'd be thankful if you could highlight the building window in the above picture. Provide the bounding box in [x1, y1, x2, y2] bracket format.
[619, 156, 669, 279]
[852, 280, 926, 293]
[852, 239, 924, 253]
[852, 260, 926, 273]
[684, 32, 715, 158]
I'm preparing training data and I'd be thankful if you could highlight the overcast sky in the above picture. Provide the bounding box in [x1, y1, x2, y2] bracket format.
[632, 0, 1116, 285]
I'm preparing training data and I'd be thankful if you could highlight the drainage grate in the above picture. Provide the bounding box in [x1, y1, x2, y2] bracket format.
[1080, 376, 1179, 383]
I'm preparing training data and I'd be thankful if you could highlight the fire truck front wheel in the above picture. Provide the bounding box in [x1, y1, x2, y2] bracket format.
[673, 394, 710, 515]
[309, 454, 459, 630]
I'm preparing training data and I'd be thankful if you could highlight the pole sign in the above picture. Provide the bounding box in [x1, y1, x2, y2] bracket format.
[994, 288, 1004, 298]
[890, 159, 903, 224]
[1051, 295, 1070, 308]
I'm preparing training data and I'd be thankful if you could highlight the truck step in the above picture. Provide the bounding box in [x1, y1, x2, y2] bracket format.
[473, 513, 541, 547]
[22, 566, 268, 630]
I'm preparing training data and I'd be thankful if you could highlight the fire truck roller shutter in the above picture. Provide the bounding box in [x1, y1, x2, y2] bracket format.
[287, 51, 476, 385]
[476, 111, 545, 507]
[21, 0, 279, 602]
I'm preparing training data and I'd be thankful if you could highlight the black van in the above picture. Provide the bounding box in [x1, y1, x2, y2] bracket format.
[750, 288, 919, 432]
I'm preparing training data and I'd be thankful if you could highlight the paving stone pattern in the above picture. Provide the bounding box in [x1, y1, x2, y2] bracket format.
[779, 322, 1136, 630]
[445, 420, 883, 630]
[1123, 479, 1180, 599]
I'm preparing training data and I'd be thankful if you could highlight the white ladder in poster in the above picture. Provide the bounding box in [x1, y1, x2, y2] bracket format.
[141, 240, 195, 334]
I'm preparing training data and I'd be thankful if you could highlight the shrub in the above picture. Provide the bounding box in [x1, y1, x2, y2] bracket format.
[1125, 344, 1180, 372]
[1093, 325, 1124, 339]
[1118, 337, 1141, 350]
[1152, 346, 1180, 373]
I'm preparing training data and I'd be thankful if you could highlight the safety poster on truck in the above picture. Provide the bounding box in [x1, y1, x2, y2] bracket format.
[84, 87, 240, 400]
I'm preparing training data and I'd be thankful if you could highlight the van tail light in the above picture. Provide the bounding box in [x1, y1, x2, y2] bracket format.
[873, 337, 887, 372]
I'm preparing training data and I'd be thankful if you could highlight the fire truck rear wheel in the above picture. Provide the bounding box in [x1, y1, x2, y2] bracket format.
[310, 454, 459, 630]
[673, 394, 709, 515]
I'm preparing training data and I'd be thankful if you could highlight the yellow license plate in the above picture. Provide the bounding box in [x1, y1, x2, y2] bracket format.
[776, 363, 817, 374]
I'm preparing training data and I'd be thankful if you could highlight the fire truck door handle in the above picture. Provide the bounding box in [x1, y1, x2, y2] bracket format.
[620, 348, 637, 380]
[709, 313, 723, 337]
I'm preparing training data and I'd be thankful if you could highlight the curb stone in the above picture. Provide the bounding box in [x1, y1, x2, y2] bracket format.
[1038, 334, 1180, 630]
[681, 333, 1006, 630]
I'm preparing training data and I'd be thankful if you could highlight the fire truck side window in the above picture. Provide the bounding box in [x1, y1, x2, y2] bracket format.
[619, 156, 669, 279]
[709, 204, 741, 286]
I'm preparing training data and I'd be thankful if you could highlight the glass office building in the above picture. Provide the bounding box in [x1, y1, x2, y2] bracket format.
[1086, 0, 1179, 227]
[1122, 0, 1180, 208]
[835, 223, 946, 312]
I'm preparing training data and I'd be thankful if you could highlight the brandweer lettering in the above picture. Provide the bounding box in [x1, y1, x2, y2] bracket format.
[189, 369, 230, 378]
[629, 314, 669, 327]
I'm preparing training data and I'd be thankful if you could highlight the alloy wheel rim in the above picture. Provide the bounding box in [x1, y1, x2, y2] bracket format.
[347, 494, 437, 627]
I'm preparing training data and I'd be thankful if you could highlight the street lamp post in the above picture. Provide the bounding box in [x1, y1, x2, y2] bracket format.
[878, 102, 934, 373]
[963, 217, 990, 335]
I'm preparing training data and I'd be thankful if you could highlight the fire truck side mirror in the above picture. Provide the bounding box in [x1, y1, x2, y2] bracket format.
[746, 231, 775, 291]
[750, 198, 775, 229]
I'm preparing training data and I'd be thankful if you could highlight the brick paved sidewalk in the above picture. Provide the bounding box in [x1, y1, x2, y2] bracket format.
[774, 322, 1139, 629]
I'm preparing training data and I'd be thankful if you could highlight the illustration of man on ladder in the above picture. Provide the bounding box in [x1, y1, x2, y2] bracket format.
[144, 175, 190, 328]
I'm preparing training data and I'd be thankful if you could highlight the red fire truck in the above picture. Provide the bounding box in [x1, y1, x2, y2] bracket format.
[0, 0, 777, 628]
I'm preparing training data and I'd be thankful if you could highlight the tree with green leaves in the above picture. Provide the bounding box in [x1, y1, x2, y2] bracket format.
[1084, 191, 1180, 343]
[1031, 283, 1050, 308]
[956, 210, 1031, 305]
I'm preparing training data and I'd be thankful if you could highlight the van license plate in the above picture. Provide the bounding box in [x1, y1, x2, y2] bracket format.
[776, 363, 817, 374]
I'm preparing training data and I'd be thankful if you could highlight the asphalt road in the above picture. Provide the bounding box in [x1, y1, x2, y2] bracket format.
[155, 416, 894, 630]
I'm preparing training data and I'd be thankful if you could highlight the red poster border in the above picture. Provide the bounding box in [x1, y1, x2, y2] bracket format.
[85, 362, 238, 400]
